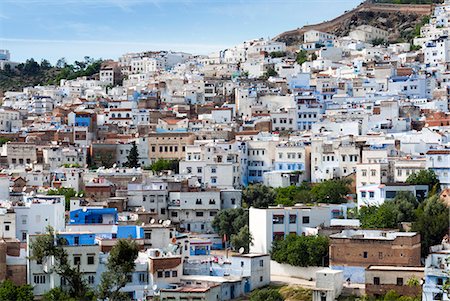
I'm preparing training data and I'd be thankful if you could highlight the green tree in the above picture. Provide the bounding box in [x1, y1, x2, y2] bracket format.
[95, 152, 115, 168]
[310, 179, 351, 204]
[212, 208, 248, 241]
[269, 51, 286, 58]
[242, 184, 276, 208]
[406, 169, 440, 193]
[29, 227, 92, 300]
[125, 141, 140, 168]
[42, 288, 77, 301]
[392, 191, 418, 222]
[359, 202, 400, 229]
[263, 67, 278, 79]
[230, 225, 253, 253]
[412, 195, 449, 257]
[0, 137, 10, 146]
[384, 290, 400, 301]
[250, 288, 284, 301]
[0, 279, 34, 301]
[271, 234, 329, 267]
[372, 38, 387, 46]
[296, 50, 308, 65]
[98, 239, 139, 301]
[275, 184, 313, 206]
[47, 187, 80, 211]
[148, 159, 179, 173]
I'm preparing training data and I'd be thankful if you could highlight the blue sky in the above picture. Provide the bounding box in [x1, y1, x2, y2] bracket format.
[0, 0, 362, 64]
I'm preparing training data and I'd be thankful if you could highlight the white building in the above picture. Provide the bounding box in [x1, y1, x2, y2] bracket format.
[14, 195, 65, 242]
[249, 204, 350, 254]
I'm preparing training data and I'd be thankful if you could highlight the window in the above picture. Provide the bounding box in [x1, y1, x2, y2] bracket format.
[157, 271, 163, 278]
[165, 271, 171, 278]
[74, 236, 79, 245]
[259, 260, 264, 267]
[88, 275, 95, 284]
[87, 255, 95, 265]
[302, 216, 310, 224]
[145, 232, 152, 239]
[5, 225, 9, 231]
[211, 167, 216, 173]
[260, 276, 263, 282]
[272, 215, 284, 224]
[373, 277, 380, 285]
[397, 278, 403, 286]
[369, 192, 375, 199]
[172, 271, 178, 277]
[363, 252, 368, 258]
[161, 208, 166, 215]
[196, 212, 204, 217]
[437, 278, 444, 286]
[210, 211, 217, 217]
[289, 215, 296, 224]
[139, 273, 148, 283]
[171, 212, 178, 217]
[361, 191, 366, 198]
[378, 252, 383, 259]
[34, 274, 46, 284]
[74, 255, 81, 265]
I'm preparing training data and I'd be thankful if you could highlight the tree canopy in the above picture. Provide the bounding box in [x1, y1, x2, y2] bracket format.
[412, 194, 449, 257]
[98, 239, 139, 301]
[29, 227, 92, 300]
[243, 184, 277, 208]
[147, 158, 179, 173]
[0, 57, 103, 93]
[0, 279, 34, 301]
[125, 141, 140, 168]
[310, 179, 352, 204]
[406, 169, 440, 192]
[271, 234, 329, 267]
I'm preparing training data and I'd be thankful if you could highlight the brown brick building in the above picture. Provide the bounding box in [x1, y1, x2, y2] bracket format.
[329, 230, 421, 268]
[365, 266, 423, 298]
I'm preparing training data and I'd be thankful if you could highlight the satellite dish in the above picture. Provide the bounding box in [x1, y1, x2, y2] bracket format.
[132, 177, 136, 182]
[79, 193, 84, 197]
[112, 163, 117, 168]
[141, 222, 145, 227]
[150, 218, 155, 224]
[238, 247, 245, 254]
[152, 284, 158, 291]
[158, 220, 163, 224]
[166, 220, 171, 226]
[82, 207, 87, 212]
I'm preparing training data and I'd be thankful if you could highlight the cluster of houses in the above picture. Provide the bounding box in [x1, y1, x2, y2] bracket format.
[0, 0, 450, 300]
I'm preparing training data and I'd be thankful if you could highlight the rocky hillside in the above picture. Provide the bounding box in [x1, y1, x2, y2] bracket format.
[275, 0, 435, 46]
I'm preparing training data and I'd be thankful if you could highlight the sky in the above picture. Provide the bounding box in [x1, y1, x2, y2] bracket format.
[0, 0, 362, 64]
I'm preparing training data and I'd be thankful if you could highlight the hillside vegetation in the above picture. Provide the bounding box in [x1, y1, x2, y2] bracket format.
[275, 0, 436, 46]
[0, 57, 102, 93]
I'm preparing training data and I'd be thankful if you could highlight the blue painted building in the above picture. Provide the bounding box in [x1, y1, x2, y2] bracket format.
[69, 208, 118, 225]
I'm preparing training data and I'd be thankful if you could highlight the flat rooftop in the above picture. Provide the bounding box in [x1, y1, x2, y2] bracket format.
[367, 266, 424, 272]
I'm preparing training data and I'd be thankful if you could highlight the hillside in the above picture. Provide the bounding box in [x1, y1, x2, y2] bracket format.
[0, 57, 102, 94]
[275, 0, 436, 46]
